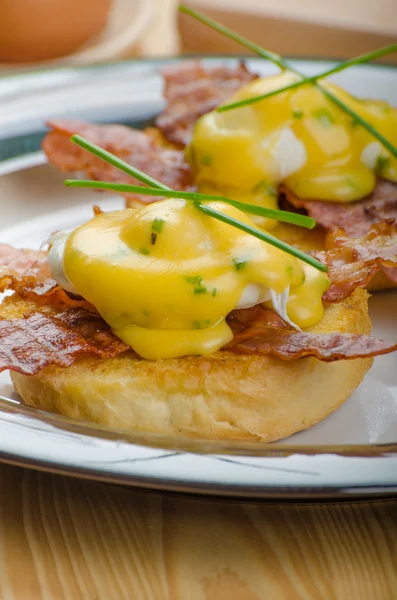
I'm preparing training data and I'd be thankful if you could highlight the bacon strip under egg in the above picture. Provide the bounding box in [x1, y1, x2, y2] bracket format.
[1, 234, 397, 374]
[155, 60, 258, 146]
[279, 181, 397, 239]
[312, 220, 397, 302]
[0, 309, 129, 375]
[42, 119, 195, 206]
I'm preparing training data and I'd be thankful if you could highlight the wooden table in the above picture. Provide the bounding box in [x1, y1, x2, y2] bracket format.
[181, 0, 397, 63]
[0, 461, 396, 599]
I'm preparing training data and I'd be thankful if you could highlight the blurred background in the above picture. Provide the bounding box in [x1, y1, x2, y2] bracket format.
[0, 0, 396, 70]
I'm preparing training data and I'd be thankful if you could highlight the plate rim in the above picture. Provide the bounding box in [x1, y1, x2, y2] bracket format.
[1, 54, 396, 84]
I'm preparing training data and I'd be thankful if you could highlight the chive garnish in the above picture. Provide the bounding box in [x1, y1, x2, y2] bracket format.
[212, 288, 217, 297]
[376, 155, 390, 172]
[232, 257, 247, 271]
[70, 134, 170, 191]
[184, 275, 203, 285]
[179, 4, 397, 160]
[67, 135, 327, 272]
[196, 202, 328, 272]
[184, 275, 207, 294]
[251, 179, 277, 197]
[152, 217, 165, 243]
[192, 320, 211, 329]
[65, 180, 315, 229]
[292, 110, 304, 119]
[217, 43, 397, 113]
[179, 4, 286, 69]
[152, 218, 165, 233]
[313, 107, 336, 126]
[139, 247, 150, 255]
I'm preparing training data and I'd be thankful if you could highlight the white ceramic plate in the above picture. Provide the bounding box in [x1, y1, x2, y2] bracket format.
[0, 58, 396, 499]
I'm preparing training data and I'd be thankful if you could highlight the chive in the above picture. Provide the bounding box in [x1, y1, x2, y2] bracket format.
[184, 275, 207, 294]
[292, 110, 304, 119]
[232, 257, 247, 271]
[319, 86, 397, 161]
[192, 319, 211, 330]
[184, 275, 203, 285]
[216, 43, 397, 112]
[201, 155, 212, 166]
[65, 180, 316, 229]
[376, 155, 390, 171]
[179, 5, 397, 160]
[67, 136, 326, 272]
[70, 134, 170, 191]
[179, 4, 286, 70]
[346, 177, 356, 189]
[313, 107, 335, 126]
[195, 202, 328, 272]
[212, 288, 217, 297]
[251, 179, 277, 197]
[139, 247, 150, 255]
[152, 217, 165, 233]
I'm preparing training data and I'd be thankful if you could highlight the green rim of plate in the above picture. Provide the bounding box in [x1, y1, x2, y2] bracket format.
[0, 54, 396, 81]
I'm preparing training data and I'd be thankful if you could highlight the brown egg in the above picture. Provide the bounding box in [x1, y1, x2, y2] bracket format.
[0, 0, 112, 63]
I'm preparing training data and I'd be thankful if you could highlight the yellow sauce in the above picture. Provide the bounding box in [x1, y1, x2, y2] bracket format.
[187, 71, 397, 214]
[63, 200, 329, 359]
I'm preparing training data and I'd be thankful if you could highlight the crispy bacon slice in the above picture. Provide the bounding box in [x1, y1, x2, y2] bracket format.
[228, 329, 397, 361]
[280, 180, 397, 238]
[226, 304, 287, 343]
[1, 300, 397, 374]
[9, 277, 92, 311]
[280, 181, 397, 286]
[0, 245, 93, 310]
[156, 60, 258, 146]
[0, 308, 129, 376]
[313, 220, 397, 302]
[1, 228, 397, 374]
[42, 119, 194, 205]
[0, 244, 50, 293]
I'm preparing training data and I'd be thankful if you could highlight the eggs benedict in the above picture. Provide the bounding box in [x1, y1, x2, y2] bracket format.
[187, 72, 397, 220]
[3, 135, 397, 441]
[48, 199, 329, 360]
[42, 54, 397, 293]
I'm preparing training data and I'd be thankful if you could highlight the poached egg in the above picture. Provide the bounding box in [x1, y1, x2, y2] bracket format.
[187, 71, 397, 219]
[48, 199, 329, 360]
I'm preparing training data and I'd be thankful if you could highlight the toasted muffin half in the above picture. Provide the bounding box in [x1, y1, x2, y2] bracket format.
[10, 288, 372, 442]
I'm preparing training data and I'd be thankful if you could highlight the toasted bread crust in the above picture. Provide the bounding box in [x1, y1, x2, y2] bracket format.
[10, 289, 372, 442]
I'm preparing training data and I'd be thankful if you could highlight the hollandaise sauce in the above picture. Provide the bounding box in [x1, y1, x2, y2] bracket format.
[55, 199, 329, 360]
[187, 72, 397, 217]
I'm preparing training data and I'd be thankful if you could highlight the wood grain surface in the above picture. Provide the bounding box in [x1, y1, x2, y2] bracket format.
[0, 462, 396, 600]
[180, 5, 397, 63]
